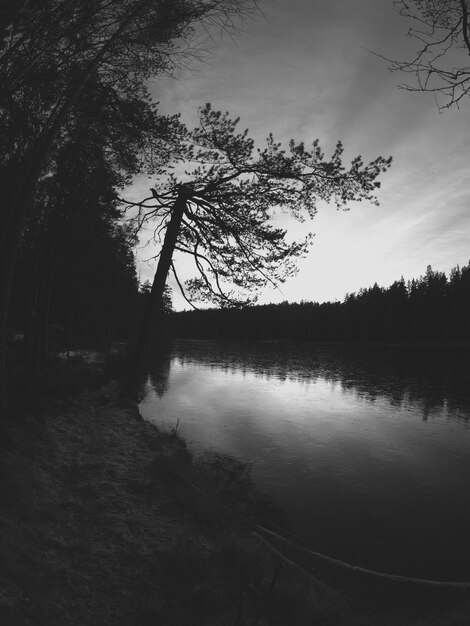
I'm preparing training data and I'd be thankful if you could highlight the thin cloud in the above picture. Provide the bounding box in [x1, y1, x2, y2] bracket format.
[131, 0, 470, 308]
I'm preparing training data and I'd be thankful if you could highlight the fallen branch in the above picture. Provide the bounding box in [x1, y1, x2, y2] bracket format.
[254, 524, 470, 593]
[251, 531, 342, 603]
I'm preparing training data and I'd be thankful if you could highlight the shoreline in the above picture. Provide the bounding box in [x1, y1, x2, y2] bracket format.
[170, 337, 470, 348]
[0, 361, 340, 625]
[1, 359, 469, 624]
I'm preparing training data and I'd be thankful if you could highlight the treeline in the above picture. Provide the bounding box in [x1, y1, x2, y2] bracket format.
[0, 1, 254, 410]
[170, 263, 470, 343]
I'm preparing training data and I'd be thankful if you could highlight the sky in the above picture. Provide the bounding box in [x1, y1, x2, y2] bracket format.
[130, 0, 470, 309]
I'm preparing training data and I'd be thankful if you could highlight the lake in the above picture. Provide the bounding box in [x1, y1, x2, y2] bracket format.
[139, 340, 470, 581]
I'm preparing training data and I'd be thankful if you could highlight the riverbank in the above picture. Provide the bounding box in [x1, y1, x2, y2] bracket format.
[1, 357, 468, 625]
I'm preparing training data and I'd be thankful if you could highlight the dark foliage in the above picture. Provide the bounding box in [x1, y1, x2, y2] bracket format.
[128, 103, 390, 360]
[0, 0, 258, 412]
[170, 262, 470, 344]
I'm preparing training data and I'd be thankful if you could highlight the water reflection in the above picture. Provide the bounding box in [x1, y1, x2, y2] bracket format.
[148, 341, 470, 422]
[146, 347, 171, 398]
[140, 340, 470, 580]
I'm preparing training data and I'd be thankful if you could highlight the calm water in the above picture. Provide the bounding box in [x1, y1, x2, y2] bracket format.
[139, 340, 470, 580]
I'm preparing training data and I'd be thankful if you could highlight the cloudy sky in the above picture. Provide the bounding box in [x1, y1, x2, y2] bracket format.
[132, 0, 470, 309]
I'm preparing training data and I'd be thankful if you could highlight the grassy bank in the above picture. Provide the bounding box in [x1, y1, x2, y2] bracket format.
[0, 357, 469, 625]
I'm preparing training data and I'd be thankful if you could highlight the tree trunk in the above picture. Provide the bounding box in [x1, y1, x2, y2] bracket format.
[134, 191, 187, 365]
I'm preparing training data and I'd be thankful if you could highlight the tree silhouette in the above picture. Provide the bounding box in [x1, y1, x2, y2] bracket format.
[0, 0, 260, 414]
[126, 103, 392, 357]
[383, 0, 470, 110]
[170, 261, 470, 345]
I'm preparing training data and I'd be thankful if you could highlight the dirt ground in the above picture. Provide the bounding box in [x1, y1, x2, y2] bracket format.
[0, 377, 185, 624]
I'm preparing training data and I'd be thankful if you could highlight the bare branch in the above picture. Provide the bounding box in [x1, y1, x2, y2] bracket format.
[132, 103, 390, 309]
[171, 262, 199, 310]
[379, 0, 470, 109]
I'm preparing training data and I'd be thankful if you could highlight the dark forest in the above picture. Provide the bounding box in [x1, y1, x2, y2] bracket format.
[170, 263, 470, 343]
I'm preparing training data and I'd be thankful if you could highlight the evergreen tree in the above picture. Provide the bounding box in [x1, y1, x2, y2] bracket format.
[127, 103, 391, 358]
[0, 0, 259, 414]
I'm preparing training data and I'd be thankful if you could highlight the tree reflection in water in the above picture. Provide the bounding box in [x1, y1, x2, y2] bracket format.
[140, 340, 470, 580]
[147, 340, 470, 423]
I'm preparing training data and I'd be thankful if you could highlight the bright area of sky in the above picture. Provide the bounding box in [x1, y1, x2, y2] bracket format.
[129, 0, 470, 310]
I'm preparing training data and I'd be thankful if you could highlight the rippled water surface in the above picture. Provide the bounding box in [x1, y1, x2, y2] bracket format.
[139, 341, 470, 580]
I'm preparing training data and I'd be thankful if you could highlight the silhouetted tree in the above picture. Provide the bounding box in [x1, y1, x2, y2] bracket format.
[170, 261, 470, 345]
[384, 0, 470, 110]
[127, 103, 391, 359]
[0, 0, 260, 414]
[10, 76, 179, 380]
[133, 281, 173, 342]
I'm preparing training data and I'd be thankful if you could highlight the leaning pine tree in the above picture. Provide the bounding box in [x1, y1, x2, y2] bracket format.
[125, 103, 392, 360]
